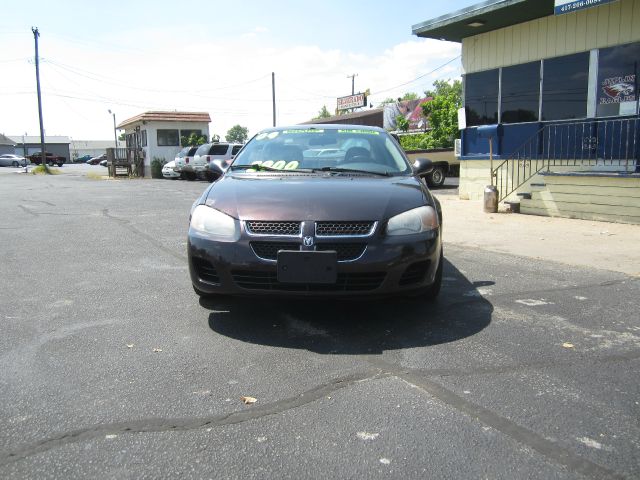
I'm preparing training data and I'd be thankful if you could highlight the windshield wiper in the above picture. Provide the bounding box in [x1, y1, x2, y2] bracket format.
[313, 166, 390, 177]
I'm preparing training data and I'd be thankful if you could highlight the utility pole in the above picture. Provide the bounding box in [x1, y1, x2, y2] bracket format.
[108, 109, 117, 149]
[347, 73, 358, 95]
[22, 133, 28, 172]
[271, 72, 276, 127]
[32, 27, 47, 172]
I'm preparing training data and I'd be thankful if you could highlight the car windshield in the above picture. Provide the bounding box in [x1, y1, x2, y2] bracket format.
[230, 127, 411, 176]
[176, 147, 191, 158]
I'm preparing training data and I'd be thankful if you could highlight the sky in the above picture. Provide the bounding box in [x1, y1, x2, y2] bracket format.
[0, 0, 477, 142]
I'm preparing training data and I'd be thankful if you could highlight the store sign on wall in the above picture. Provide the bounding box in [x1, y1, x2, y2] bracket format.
[554, 0, 617, 15]
[599, 75, 636, 105]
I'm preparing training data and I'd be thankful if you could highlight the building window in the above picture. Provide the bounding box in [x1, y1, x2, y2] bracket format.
[501, 61, 540, 123]
[542, 52, 590, 121]
[141, 130, 147, 147]
[157, 129, 179, 146]
[180, 129, 202, 140]
[464, 69, 499, 126]
[596, 42, 640, 117]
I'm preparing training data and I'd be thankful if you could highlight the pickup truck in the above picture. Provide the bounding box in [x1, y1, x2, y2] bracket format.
[28, 151, 66, 167]
[404, 147, 458, 187]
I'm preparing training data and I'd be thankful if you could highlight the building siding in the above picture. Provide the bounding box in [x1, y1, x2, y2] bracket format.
[462, 0, 640, 73]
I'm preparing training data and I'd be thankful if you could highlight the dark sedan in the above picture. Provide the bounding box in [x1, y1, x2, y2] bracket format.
[188, 125, 442, 299]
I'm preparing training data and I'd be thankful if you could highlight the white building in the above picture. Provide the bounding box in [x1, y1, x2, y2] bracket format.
[70, 140, 125, 160]
[413, 0, 640, 224]
[117, 111, 211, 177]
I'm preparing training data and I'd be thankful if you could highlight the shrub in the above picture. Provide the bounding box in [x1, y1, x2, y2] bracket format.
[151, 157, 166, 179]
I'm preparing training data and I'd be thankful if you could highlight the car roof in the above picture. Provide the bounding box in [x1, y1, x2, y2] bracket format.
[258, 124, 387, 134]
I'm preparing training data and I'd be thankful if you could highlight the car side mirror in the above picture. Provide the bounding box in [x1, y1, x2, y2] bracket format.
[207, 162, 225, 180]
[412, 157, 433, 177]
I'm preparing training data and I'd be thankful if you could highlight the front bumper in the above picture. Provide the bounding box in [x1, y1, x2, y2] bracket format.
[188, 229, 441, 297]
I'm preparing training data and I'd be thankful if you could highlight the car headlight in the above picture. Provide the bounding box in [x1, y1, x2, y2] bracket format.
[386, 206, 439, 236]
[190, 205, 240, 241]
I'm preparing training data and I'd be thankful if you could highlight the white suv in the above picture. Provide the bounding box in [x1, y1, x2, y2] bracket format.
[173, 146, 199, 179]
[189, 143, 243, 181]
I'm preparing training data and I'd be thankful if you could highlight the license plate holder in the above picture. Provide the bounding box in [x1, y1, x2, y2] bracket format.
[277, 250, 337, 284]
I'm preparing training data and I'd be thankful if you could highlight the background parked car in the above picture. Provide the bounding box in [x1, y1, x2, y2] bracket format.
[27, 151, 66, 166]
[162, 160, 180, 179]
[74, 154, 92, 163]
[0, 154, 29, 167]
[188, 143, 243, 181]
[87, 154, 107, 165]
[99, 159, 108, 167]
[173, 146, 199, 178]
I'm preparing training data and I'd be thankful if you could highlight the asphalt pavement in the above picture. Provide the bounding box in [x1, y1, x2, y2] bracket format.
[0, 170, 638, 479]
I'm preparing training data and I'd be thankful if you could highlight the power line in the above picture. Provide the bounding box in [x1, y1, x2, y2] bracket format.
[45, 58, 271, 95]
[370, 55, 461, 96]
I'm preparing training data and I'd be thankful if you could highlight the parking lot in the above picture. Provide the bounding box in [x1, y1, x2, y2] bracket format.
[0, 171, 638, 479]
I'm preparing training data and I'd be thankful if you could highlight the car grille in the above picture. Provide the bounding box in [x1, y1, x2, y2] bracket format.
[316, 243, 366, 261]
[231, 270, 386, 292]
[315, 221, 375, 236]
[250, 241, 366, 262]
[245, 221, 301, 236]
[192, 258, 220, 284]
[250, 242, 300, 260]
[399, 260, 430, 286]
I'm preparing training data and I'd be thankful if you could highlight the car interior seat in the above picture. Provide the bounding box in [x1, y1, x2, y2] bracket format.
[264, 144, 303, 162]
[342, 146, 372, 164]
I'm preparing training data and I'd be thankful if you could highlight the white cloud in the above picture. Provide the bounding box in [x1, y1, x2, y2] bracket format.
[0, 29, 460, 141]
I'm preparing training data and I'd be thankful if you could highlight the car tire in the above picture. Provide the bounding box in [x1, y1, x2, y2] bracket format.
[427, 166, 446, 187]
[47, 160, 53, 167]
[57, 163, 63, 167]
[11, 161, 19, 167]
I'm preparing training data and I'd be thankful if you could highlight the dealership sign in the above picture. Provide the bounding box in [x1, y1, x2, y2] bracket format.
[555, 0, 617, 15]
[337, 93, 366, 111]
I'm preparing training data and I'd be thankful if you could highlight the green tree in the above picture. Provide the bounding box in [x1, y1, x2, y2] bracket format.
[314, 105, 332, 119]
[181, 132, 207, 147]
[118, 132, 126, 141]
[380, 92, 420, 106]
[424, 79, 462, 100]
[400, 92, 419, 101]
[226, 125, 249, 143]
[396, 115, 410, 132]
[420, 79, 462, 148]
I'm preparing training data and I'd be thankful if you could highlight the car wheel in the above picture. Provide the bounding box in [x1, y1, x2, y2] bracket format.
[47, 160, 53, 167]
[57, 163, 63, 167]
[11, 161, 19, 167]
[427, 166, 446, 187]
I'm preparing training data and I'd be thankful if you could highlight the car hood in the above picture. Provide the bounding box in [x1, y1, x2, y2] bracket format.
[203, 173, 429, 221]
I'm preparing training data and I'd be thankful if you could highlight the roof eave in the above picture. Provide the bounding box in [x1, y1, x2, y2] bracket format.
[412, 0, 554, 43]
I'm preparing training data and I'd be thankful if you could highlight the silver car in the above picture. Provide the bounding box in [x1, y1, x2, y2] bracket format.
[0, 154, 29, 167]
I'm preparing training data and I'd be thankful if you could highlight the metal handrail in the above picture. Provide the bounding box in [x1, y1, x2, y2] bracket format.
[491, 117, 639, 203]
[106, 147, 145, 178]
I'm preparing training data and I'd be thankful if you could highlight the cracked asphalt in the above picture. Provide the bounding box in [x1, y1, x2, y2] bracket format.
[0, 169, 638, 479]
